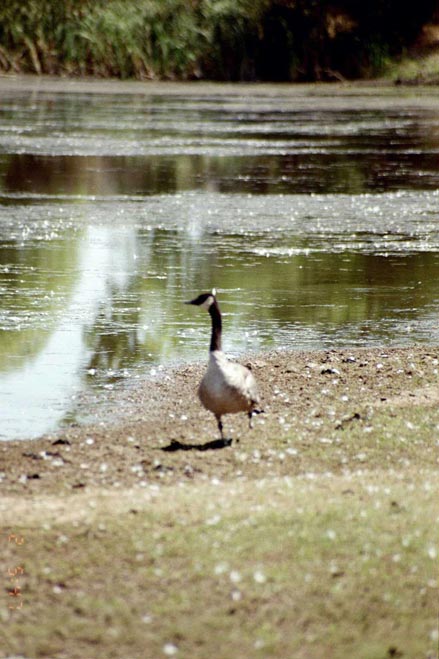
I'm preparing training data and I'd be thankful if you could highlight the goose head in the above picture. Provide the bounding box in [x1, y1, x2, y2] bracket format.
[186, 289, 217, 311]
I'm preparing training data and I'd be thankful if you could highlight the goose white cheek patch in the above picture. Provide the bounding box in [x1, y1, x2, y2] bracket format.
[200, 295, 214, 310]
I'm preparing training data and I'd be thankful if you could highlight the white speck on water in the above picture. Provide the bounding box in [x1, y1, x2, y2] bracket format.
[326, 529, 337, 541]
[85, 437, 94, 445]
[231, 589, 242, 601]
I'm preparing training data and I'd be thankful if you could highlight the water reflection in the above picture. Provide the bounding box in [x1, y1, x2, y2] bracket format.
[2, 188, 439, 440]
[0, 224, 140, 438]
[2, 148, 439, 197]
[1, 84, 439, 439]
[1, 90, 439, 195]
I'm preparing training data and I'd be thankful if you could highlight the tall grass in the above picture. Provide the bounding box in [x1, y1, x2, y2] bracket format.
[0, 0, 208, 79]
[0, 0, 436, 80]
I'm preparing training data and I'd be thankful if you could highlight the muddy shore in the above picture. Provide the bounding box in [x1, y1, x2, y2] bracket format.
[2, 345, 439, 502]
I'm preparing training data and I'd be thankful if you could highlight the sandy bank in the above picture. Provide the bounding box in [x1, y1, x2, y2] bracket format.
[1, 345, 438, 501]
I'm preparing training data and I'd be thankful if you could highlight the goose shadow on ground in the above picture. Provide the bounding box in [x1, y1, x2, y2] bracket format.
[161, 438, 233, 452]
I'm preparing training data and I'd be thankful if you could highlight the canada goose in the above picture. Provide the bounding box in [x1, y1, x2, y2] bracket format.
[186, 289, 261, 440]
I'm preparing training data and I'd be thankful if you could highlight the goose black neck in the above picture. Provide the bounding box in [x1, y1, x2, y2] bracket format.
[209, 299, 222, 352]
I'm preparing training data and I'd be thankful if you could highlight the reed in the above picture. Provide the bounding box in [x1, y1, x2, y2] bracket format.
[0, 0, 207, 79]
[0, 0, 436, 80]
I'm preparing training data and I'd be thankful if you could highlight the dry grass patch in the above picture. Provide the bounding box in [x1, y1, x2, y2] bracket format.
[1, 471, 439, 659]
[1, 346, 439, 658]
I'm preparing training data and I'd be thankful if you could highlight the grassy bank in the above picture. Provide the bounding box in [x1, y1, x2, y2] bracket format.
[2, 472, 438, 658]
[384, 50, 439, 85]
[0, 0, 437, 81]
[1, 346, 439, 657]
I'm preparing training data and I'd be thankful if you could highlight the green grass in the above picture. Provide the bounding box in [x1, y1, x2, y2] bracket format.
[2, 346, 439, 657]
[383, 50, 439, 84]
[2, 467, 439, 658]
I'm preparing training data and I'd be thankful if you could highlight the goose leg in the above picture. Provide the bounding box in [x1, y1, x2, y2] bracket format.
[216, 415, 224, 439]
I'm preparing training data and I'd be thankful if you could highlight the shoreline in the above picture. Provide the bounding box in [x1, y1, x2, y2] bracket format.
[2, 343, 438, 497]
[0, 74, 438, 98]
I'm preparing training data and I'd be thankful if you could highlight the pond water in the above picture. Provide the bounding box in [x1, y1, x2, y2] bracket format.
[1, 80, 439, 439]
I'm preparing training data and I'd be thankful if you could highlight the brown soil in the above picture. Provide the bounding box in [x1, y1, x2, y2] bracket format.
[1, 345, 438, 503]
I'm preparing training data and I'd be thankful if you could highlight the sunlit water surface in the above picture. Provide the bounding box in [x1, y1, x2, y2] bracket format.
[1, 81, 439, 439]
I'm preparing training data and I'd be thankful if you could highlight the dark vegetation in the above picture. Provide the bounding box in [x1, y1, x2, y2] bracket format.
[0, 0, 438, 81]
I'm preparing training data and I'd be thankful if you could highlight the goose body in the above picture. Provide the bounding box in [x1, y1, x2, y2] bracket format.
[186, 291, 261, 439]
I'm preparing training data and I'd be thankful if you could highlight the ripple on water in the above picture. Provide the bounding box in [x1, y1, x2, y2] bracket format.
[1, 85, 439, 438]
